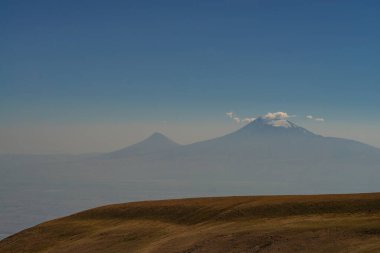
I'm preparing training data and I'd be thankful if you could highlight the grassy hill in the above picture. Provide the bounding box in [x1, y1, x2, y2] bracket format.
[1, 193, 380, 253]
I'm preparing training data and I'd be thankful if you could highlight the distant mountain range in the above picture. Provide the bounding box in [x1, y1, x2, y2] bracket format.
[92, 116, 380, 193]
[2, 117, 380, 194]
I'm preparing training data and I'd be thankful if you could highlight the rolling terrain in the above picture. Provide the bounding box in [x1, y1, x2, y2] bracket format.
[2, 193, 380, 253]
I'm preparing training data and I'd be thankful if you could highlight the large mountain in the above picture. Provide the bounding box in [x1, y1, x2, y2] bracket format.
[96, 117, 380, 193]
[180, 117, 379, 160]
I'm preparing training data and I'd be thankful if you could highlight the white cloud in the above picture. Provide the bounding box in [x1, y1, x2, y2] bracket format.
[306, 115, 325, 122]
[226, 111, 297, 124]
[242, 117, 256, 123]
[264, 112, 290, 120]
[226, 112, 234, 118]
[226, 112, 240, 123]
[226, 112, 256, 124]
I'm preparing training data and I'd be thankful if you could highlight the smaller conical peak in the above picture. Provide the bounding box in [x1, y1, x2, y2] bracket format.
[149, 132, 167, 139]
[103, 132, 180, 159]
[142, 132, 179, 146]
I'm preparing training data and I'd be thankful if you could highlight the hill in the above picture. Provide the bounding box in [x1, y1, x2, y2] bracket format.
[2, 193, 380, 253]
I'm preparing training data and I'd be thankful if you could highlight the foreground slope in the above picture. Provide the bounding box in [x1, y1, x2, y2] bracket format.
[2, 193, 380, 253]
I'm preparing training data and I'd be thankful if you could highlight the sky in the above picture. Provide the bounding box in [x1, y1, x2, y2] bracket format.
[1, 0, 380, 154]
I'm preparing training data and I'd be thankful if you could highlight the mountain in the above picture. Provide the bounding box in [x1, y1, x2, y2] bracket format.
[175, 117, 379, 162]
[238, 116, 315, 135]
[102, 117, 380, 193]
[103, 132, 180, 159]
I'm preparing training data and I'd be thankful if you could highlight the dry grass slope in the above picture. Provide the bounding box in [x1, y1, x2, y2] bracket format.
[1, 193, 380, 252]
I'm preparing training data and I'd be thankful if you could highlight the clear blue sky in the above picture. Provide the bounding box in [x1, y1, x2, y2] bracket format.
[1, 0, 380, 153]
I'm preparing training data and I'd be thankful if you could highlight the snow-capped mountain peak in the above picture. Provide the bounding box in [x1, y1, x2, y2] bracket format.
[252, 117, 296, 128]
[235, 116, 315, 136]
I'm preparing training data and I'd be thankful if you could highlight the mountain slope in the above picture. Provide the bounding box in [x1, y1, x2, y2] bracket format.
[103, 132, 180, 159]
[2, 193, 380, 253]
[99, 117, 380, 193]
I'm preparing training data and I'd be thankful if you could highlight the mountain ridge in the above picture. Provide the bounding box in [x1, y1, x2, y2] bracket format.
[102, 118, 380, 159]
[91, 118, 380, 193]
[5, 119, 379, 194]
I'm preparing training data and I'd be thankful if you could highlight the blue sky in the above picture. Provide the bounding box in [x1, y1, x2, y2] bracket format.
[1, 0, 380, 153]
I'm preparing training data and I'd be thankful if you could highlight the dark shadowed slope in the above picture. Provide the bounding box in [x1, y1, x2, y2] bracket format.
[2, 193, 380, 253]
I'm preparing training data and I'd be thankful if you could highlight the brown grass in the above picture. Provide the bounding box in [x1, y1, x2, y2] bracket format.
[1, 193, 380, 252]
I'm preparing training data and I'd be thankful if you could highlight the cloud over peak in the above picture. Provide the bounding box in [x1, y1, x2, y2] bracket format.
[242, 117, 256, 123]
[226, 112, 255, 124]
[264, 112, 290, 120]
[226, 112, 234, 118]
[226, 111, 324, 124]
[306, 115, 325, 122]
[227, 111, 294, 124]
